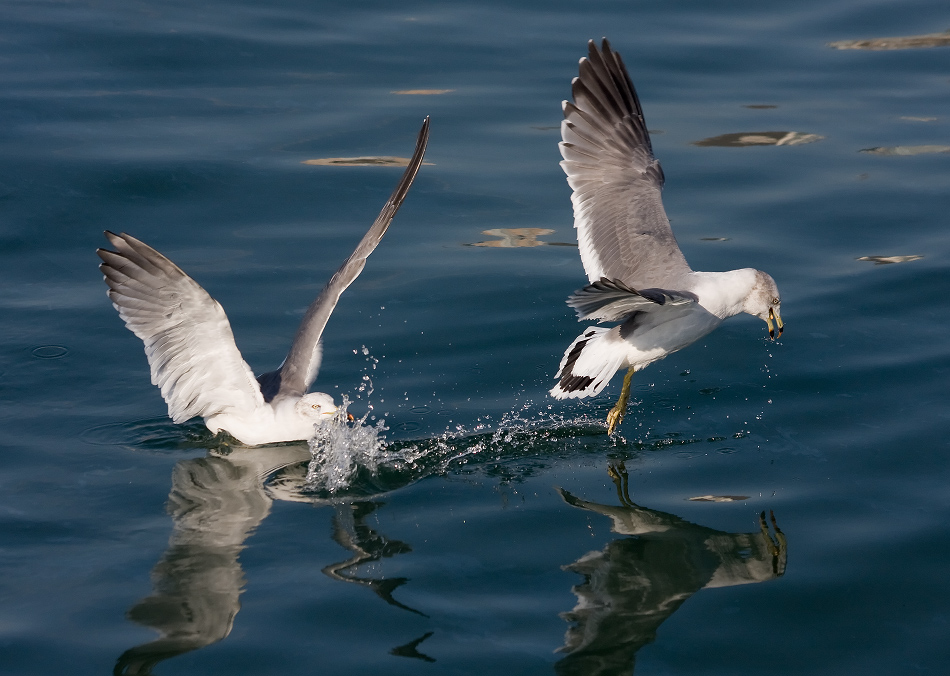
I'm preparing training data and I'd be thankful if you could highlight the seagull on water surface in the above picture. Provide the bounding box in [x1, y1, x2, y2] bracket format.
[550, 40, 783, 433]
[98, 118, 429, 446]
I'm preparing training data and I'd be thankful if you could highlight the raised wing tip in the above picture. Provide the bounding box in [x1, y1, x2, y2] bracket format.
[273, 117, 430, 401]
[103, 230, 123, 248]
[103, 230, 150, 251]
[585, 38, 611, 52]
[584, 38, 614, 60]
[408, 117, 430, 171]
[98, 231, 126, 264]
[417, 116, 431, 143]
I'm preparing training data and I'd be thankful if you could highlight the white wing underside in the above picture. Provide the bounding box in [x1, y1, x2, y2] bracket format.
[98, 119, 431, 426]
[98, 232, 264, 423]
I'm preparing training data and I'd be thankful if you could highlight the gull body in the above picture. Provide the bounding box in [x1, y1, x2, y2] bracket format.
[550, 41, 782, 429]
[557, 269, 778, 395]
[203, 392, 338, 446]
[98, 118, 430, 446]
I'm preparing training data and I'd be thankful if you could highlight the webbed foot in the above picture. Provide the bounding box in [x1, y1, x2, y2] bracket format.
[606, 406, 625, 435]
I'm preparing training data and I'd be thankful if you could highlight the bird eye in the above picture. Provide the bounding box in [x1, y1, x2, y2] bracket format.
[771, 297, 779, 304]
[311, 404, 320, 410]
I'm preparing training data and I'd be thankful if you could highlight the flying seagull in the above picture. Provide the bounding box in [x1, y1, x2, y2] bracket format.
[98, 117, 430, 446]
[550, 40, 782, 433]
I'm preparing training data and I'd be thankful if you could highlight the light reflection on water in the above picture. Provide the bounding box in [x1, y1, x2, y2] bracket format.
[3, 0, 950, 673]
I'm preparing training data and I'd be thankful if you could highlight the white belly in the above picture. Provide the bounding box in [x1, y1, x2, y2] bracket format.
[622, 307, 723, 371]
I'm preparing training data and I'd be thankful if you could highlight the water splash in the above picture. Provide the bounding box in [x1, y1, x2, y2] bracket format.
[304, 399, 606, 496]
[303, 396, 754, 497]
[306, 396, 389, 493]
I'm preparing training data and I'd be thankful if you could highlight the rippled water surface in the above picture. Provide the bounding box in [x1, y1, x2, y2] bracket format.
[2, 0, 950, 673]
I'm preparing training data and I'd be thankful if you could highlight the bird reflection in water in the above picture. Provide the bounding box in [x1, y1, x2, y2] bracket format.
[322, 501, 427, 617]
[114, 444, 422, 676]
[555, 462, 786, 676]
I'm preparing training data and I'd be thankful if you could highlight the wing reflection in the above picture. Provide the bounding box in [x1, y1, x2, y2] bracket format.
[115, 445, 419, 675]
[555, 464, 786, 676]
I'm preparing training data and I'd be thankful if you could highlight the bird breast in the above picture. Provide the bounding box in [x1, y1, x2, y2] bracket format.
[204, 399, 319, 446]
[617, 304, 723, 370]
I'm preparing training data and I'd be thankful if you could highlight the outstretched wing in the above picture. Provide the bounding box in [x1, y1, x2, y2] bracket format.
[259, 117, 430, 403]
[560, 38, 692, 289]
[98, 232, 265, 423]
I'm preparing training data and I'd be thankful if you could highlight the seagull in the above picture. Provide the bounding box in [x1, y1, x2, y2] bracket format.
[550, 40, 783, 433]
[98, 118, 429, 446]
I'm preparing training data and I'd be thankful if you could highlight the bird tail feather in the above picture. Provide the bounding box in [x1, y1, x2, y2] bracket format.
[550, 326, 626, 399]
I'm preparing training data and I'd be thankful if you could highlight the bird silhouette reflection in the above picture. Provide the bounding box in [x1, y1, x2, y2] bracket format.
[555, 463, 786, 676]
[114, 444, 420, 675]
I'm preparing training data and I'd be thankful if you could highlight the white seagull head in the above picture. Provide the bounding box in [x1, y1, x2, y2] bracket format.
[742, 270, 783, 339]
[296, 392, 339, 421]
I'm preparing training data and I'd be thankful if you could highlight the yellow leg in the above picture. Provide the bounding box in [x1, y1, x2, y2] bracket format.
[606, 366, 635, 434]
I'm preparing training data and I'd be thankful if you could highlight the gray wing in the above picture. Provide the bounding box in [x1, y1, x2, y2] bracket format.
[259, 117, 430, 403]
[560, 39, 692, 289]
[568, 278, 698, 322]
[98, 232, 265, 423]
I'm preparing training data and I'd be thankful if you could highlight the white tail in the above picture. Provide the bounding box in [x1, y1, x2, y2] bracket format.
[551, 326, 626, 399]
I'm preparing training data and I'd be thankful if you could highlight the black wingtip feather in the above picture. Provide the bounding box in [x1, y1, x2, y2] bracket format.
[574, 38, 651, 155]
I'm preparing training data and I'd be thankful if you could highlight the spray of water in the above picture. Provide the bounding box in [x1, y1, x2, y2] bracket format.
[303, 345, 749, 496]
[304, 396, 609, 496]
[306, 396, 387, 492]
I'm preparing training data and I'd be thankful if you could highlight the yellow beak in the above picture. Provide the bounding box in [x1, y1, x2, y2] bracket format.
[767, 307, 784, 340]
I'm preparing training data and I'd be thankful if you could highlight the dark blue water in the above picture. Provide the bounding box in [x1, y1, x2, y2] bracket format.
[2, 0, 950, 673]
